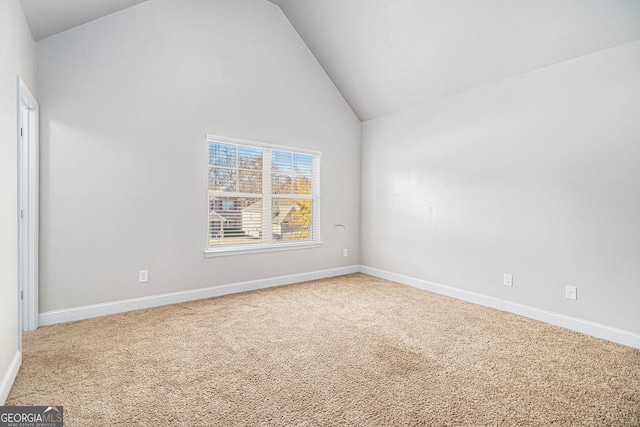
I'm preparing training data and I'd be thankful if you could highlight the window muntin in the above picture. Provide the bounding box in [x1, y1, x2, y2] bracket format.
[207, 136, 320, 253]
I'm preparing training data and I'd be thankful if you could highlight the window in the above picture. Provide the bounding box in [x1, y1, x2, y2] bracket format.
[206, 135, 321, 255]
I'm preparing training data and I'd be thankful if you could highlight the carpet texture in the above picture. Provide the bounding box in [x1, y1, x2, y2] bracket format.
[7, 274, 640, 426]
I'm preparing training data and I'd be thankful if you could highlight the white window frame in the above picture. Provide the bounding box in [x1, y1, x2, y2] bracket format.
[205, 134, 322, 257]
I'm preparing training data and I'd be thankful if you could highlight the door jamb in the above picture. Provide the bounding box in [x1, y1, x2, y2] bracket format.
[17, 76, 39, 334]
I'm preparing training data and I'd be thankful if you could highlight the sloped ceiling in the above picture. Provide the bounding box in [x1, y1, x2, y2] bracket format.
[270, 0, 640, 121]
[19, 0, 149, 41]
[19, 0, 640, 120]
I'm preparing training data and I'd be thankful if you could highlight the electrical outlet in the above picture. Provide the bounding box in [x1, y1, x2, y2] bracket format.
[138, 270, 149, 283]
[566, 286, 577, 300]
[503, 274, 513, 287]
[343, 248, 348, 257]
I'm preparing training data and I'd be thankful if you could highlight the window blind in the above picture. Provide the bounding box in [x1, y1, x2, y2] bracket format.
[207, 137, 320, 251]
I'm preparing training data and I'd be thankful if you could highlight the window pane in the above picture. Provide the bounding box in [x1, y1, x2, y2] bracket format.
[294, 176, 312, 195]
[209, 143, 237, 167]
[294, 153, 313, 175]
[272, 198, 313, 242]
[209, 167, 236, 191]
[238, 147, 263, 170]
[272, 173, 292, 195]
[272, 151, 292, 194]
[209, 196, 262, 245]
[272, 151, 292, 174]
[238, 170, 262, 194]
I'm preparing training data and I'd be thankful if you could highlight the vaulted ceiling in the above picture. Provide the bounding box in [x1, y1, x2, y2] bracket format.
[19, 0, 640, 121]
[19, 0, 149, 41]
[270, 0, 640, 120]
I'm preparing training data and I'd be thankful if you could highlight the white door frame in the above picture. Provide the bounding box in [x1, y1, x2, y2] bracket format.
[17, 76, 39, 333]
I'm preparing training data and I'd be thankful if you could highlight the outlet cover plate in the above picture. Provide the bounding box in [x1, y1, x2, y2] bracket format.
[566, 286, 577, 300]
[503, 274, 513, 287]
[139, 270, 149, 283]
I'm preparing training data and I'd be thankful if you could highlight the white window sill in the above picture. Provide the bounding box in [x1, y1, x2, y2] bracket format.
[204, 241, 323, 257]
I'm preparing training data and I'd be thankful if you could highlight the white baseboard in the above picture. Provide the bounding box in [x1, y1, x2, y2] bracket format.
[39, 265, 360, 327]
[0, 351, 21, 405]
[36, 264, 640, 350]
[360, 265, 640, 350]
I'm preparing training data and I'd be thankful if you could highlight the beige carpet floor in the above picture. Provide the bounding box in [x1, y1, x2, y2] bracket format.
[7, 273, 640, 426]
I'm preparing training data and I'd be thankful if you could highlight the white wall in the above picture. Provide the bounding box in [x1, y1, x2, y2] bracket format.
[36, 0, 360, 313]
[361, 41, 640, 334]
[0, 0, 36, 402]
